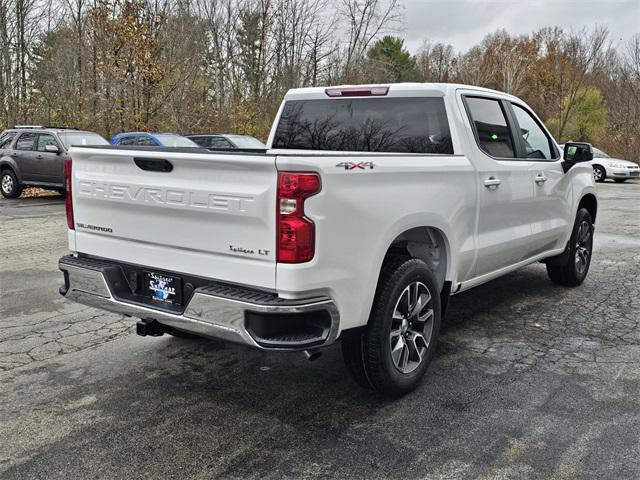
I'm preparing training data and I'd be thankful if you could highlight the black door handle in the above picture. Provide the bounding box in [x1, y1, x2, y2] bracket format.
[134, 158, 173, 172]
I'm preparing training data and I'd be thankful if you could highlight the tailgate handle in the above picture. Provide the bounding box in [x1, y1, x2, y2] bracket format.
[134, 158, 173, 172]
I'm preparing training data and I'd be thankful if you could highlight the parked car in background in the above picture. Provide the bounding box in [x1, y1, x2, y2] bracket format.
[0, 126, 109, 198]
[186, 134, 266, 149]
[111, 132, 199, 147]
[559, 144, 640, 183]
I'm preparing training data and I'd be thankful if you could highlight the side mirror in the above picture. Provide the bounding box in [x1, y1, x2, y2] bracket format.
[562, 142, 593, 173]
[44, 144, 60, 153]
[563, 142, 593, 163]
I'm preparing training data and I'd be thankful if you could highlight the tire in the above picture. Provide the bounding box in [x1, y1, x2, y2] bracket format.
[341, 256, 441, 396]
[1, 170, 22, 199]
[546, 208, 594, 287]
[592, 165, 606, 183]
[614, 179, 627, 183]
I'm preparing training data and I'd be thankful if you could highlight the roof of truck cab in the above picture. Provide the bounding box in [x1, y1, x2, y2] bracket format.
[283, 83, 520, 102]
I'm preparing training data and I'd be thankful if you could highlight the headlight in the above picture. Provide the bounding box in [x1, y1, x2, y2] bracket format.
[608, 162, 627, 168]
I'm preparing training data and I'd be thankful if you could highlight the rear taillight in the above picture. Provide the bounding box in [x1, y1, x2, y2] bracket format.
[64, 157, 74, 230]
[277, 172, 321, 263]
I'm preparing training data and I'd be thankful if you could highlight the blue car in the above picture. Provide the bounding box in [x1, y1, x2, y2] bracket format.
[111, 132, 199, 147]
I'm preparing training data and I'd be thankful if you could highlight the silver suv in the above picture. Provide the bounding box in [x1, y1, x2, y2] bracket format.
[0, 126, 109, 198]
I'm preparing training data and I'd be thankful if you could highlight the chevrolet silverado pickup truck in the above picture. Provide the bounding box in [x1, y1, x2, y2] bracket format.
[58, 83, 598, 395]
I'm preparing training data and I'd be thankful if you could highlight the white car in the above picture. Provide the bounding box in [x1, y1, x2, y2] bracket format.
[59, 83, 598, 395]
[560, 144, 640, 183]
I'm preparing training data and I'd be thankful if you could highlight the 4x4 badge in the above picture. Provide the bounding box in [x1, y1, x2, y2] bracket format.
[336, 161, 375, 170]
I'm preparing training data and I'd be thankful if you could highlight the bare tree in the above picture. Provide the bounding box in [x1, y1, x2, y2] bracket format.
[339, 0, 401, 81]
[417, 41, 455, 82]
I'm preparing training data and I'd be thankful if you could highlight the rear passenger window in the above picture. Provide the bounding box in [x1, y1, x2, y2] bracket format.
[136, 136, 157, 146]
[465, 97, 515, 158]
[273, 97, 453, 154]
[16, 133, 36, 151]
[511, 104, 555, 160]
[208, 137, 234, 149]
[117, 137, 135, 146]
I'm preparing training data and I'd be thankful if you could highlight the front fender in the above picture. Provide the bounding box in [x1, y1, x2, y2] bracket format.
[559, 163, 598, 247]
[568, 163, 598, 215]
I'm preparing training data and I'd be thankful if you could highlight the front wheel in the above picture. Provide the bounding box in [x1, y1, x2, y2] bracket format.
[546, 208, 594, 286]
[341, 257, 441, 395]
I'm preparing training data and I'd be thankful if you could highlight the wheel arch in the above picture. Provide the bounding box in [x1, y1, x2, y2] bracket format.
[0, 159, 21, 182]
[381, 226, 451, 293]
[578, 193, 598, 224]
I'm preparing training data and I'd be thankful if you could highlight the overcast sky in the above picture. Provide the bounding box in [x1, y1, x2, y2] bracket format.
[401, 0, 640, 53]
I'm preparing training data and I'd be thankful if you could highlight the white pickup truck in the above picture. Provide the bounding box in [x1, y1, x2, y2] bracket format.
[59, 83, 598, 395]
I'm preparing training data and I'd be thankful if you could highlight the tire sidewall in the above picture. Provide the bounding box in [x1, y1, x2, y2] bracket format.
[370, 260, 441, 393]
[1, 170, 20, 198]
[568, 208, 594, 284]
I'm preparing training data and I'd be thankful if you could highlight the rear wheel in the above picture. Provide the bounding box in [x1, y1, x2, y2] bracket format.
[614, 178, 627, 183]
[546, 208, 594, 286]
[341, 257, 441, 395]
[592, 165, 606, 183]
[1, 170, 22, 198]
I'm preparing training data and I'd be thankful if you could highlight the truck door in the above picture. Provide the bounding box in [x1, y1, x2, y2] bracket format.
[459, 93, 538, 277]
[508, 102, 572, 254]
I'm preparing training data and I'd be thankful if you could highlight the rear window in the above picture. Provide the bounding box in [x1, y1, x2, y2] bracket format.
[273, 97, 453, 154]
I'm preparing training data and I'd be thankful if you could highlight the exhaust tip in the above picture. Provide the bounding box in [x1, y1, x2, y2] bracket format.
[304, 349, 322, 361]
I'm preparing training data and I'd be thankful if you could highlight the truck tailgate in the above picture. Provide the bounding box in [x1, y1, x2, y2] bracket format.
[69, 147, 277, 289]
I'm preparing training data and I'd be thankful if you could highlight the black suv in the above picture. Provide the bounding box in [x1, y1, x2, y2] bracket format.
[0, 126, 109, 198]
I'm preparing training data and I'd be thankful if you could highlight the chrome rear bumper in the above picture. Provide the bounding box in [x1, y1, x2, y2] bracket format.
[59, 255, 339, 350]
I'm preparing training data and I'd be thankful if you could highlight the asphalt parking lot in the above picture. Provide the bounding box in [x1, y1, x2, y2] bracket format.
[1, 181, 639, 479]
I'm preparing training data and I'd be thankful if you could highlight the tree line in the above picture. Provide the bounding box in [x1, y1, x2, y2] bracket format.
[0, 0, 638, 161]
